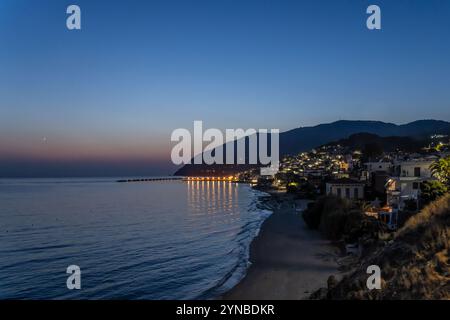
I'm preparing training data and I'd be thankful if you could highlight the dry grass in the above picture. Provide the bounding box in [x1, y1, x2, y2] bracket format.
[399, 193, 450, 237]
[323, 194, 450, 300]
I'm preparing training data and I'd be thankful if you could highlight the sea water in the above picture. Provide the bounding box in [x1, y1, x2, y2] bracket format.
[0, 178, 271, 299]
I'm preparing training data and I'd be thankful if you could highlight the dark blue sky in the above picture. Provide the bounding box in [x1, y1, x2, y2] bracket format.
[1, 0, 450, 177]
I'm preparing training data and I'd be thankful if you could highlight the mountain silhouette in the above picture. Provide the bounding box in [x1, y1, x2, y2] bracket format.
[174, 120, 450, 176]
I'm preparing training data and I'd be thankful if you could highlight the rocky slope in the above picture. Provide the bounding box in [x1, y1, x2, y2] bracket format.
[312, 194, 450, 299]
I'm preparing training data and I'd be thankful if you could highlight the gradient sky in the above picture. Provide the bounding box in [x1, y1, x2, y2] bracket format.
[1, 0, 450, 177]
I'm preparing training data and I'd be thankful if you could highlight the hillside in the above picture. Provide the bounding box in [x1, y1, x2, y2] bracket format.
[315, 194, 450, 300]
[323, 132, 425, 153]
[175, 120, 450, 176]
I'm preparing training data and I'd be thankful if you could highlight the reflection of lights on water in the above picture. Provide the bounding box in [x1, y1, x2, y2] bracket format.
[187, 179, 236, 215]
[184, 176, 237, 182]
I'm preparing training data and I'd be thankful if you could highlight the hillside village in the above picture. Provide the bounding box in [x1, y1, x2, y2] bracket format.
[241, 133, 450, 231]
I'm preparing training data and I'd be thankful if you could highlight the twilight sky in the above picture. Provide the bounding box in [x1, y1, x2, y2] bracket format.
[1, 0, 450, 177]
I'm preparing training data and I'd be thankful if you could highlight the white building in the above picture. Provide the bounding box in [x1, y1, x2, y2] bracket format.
[385, 176, 431, 211]
[393, 159, 434, 178]
[364, 161, 393, 174]
[326, 178, 365, 200]
[385, 157, 436, 211]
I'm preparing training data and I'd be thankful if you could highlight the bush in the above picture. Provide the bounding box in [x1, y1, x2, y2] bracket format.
[319, 208, 349, 240]
[302, 198, 325, 229]
[303, 195, 386, 242]
[286, 182, 299, 194]
[420, 180, 448, 205]
[303, 196, 352, 240]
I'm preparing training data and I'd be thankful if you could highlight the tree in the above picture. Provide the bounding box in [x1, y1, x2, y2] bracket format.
[420, 180, 448, 205]
[286, 182, 299, 193]
[430, 156, 450, 185]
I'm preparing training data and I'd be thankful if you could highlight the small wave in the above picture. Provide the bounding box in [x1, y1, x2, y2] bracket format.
[196, 206, 273, 299]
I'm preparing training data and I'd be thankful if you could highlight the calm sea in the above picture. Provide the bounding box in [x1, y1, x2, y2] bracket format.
[0, 178, 271, 299]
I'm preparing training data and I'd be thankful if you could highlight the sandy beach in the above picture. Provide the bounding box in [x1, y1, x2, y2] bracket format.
[223, 194, 341, 300]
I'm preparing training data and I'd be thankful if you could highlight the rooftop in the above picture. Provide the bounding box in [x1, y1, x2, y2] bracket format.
[326, 178, 364, 185]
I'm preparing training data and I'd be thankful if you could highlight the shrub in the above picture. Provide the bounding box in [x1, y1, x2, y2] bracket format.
[319, 208, 349, 240]
[302, 195, 386, 242]
[420, 180, 448, 205]
[303, 196, 352, 240]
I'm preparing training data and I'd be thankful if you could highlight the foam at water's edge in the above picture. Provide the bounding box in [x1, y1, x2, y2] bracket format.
[198, 188, 273, 299]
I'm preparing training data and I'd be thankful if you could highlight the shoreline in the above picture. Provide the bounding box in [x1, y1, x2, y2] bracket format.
[222, 191, 342, 300]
